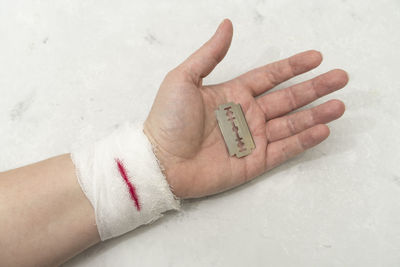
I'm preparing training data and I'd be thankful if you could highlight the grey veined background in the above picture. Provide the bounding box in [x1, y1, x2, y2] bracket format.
[1, 0, 399, 266]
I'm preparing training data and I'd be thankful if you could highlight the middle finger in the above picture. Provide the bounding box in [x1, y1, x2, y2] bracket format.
[256, 69, 348, 120]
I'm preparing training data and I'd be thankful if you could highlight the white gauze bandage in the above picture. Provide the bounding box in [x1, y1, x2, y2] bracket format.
[71, 121, 180, 240]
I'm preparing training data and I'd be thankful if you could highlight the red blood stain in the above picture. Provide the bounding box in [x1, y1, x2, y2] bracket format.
[115, 158, 141, 211]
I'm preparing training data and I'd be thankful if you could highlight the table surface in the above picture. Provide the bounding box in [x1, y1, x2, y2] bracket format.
[1, 1, 399, 266]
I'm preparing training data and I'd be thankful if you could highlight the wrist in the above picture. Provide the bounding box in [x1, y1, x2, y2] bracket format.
[143, 122, 181, 198]
[71, 120, 181, 240]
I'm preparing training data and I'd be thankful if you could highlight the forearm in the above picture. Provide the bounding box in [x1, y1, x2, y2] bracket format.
[0, 154, 100, 266]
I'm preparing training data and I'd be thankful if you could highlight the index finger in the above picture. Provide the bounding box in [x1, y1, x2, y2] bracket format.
[229, 50, 323, 97]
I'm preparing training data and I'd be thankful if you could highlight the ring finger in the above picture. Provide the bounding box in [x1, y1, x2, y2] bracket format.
[266, 99, 345, 142]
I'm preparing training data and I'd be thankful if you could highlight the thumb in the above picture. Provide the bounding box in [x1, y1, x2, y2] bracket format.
[181, 19, 233, 81]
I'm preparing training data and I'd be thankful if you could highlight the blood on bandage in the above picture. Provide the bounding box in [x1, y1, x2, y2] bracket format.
[115, 158, 141, 211]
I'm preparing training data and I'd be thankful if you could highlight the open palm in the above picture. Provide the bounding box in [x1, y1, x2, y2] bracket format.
[144, 19, 348, 199]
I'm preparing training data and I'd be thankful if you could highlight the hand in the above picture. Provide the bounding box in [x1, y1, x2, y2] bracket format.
[144, 19, 348, 199]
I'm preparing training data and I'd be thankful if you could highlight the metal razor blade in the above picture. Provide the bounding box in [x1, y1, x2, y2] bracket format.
[215, 102, 256, 158]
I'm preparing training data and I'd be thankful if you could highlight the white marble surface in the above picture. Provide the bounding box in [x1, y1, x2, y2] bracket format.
[1, 0, 399, 266]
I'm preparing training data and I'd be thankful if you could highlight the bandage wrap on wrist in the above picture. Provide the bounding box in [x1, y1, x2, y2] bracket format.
[71, 121, 180, 240]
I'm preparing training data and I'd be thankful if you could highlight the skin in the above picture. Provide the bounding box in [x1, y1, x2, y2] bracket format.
[0, 19, 347, 266]
[0, 155, 99, 266]
[144, 19, 348, 198]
